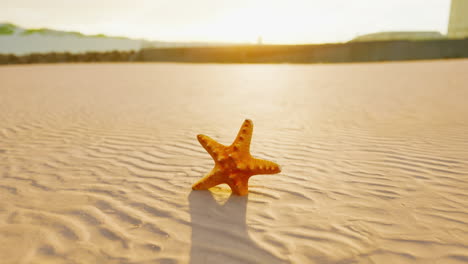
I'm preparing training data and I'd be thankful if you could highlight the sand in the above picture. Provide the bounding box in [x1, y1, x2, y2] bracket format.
[0, 60, 467, 264]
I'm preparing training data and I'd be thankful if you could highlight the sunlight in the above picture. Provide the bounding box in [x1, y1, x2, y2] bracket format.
[155, 1, 332, 44]
[182, 3, 324, 44]
[1, 0, 451, 44]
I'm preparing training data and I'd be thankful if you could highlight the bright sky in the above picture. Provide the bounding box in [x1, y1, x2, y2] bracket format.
[1, 0, 452, 44]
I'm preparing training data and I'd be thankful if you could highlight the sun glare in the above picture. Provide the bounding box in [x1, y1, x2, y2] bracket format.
[0, 0, 452, 44]
[168, 2, 327, 44]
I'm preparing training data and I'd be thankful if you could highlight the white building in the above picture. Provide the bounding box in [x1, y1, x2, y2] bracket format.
[448, 0, 468, 38]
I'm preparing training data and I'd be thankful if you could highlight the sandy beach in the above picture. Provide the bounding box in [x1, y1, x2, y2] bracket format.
[0, 60, 467, 263]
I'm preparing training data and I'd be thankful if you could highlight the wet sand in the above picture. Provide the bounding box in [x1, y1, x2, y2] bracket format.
[0, 60, 467, 263]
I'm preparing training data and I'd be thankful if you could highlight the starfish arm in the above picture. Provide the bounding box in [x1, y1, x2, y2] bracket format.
[192, 168, 225, 190]
[250, 158, 282, 175]
[232, 119, 253, 153]
[197, 134, 226, 160]
[227, 175, 250, 196]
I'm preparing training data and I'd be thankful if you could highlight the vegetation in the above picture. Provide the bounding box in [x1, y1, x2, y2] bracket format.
[1, 22, 133, 40]
[22, 28, 79, 37]
[22, 28, 50, 35]
[69, 31, 85, 37]
[0, 50, 139, 64]
[91, 34, 107, 38]
[0, 23, 15, 35]
[1, 38, 467, 65]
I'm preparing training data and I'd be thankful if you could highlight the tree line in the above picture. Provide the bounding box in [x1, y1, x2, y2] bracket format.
[1, 38, 468, 65]
[0, 50, 139, 64]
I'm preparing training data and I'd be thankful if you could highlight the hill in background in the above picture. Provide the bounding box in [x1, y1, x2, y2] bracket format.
[0, 23, 239, 55]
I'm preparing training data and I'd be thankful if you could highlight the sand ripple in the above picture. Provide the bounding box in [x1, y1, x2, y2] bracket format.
[0, 61, 468, 263]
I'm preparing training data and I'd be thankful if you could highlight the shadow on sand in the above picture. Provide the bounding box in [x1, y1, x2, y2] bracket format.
[188, 190, 281, 264]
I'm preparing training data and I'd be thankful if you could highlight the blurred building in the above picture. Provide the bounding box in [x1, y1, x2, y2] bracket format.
[351, 31, 444, 42]
[448, 0, 468, 38]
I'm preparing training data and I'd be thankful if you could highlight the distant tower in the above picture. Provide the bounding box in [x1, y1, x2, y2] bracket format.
[448, 0, 468, 38]
[257, 36, 263, 45]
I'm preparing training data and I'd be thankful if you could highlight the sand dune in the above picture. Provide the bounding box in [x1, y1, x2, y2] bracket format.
[0, 60, 467, 263]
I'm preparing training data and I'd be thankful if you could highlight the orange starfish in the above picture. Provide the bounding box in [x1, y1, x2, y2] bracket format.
[192, 119, 281, 196]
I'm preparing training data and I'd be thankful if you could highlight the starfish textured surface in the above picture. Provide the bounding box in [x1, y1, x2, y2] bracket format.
[192, 119, 281, 196]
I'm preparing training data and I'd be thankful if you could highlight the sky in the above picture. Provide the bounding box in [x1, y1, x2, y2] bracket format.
[1, 0, 452, 44]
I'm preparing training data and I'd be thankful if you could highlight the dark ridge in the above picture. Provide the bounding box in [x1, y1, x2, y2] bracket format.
[1, 38, 468, 65]
[0, 50, 139, 64]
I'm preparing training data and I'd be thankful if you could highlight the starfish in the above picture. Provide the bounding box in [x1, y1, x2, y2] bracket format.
[192, 119, 281, 196]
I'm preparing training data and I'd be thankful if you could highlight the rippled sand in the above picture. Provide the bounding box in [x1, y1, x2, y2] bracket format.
[0, 60, 467, 264]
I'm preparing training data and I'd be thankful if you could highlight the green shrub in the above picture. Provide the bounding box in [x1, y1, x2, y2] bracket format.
[22, 28, 48, 35]
[0, 24, 15, 35]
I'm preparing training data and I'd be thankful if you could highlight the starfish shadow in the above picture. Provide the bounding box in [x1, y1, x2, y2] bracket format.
[188, 189, 281, 264]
